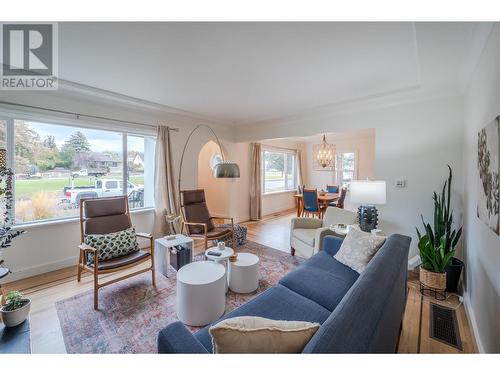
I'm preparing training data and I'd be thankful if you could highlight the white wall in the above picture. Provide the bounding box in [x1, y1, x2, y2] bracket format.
[0, 88, 235, 282]
[1, 209, 154, 282]
[462, 24, 500, 353]
[197, 140, 229, 216]
[234, 95, 464, 259]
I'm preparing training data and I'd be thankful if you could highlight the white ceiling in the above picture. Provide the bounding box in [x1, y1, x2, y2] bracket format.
[58, 22, 482, 126]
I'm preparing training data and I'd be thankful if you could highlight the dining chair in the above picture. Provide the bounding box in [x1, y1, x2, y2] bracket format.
[326, 185, 339, 193]
[329, 187, 347, 208]
[302, 189, 323, 218]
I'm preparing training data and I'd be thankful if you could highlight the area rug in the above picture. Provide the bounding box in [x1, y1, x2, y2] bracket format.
[55, 240, 304, 353]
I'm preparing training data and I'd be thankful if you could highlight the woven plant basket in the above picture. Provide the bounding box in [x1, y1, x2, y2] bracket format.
[419, 266, 446, 291]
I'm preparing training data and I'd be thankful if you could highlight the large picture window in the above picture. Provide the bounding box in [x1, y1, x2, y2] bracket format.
[0, 116, 155, 224]
[262, 148, 297, 194]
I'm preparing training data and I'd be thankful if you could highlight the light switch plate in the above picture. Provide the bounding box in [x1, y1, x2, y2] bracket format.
[395, 179, 407, 188]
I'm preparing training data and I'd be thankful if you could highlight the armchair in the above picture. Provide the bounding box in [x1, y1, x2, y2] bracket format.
[77, 196, 155, 310]
[180, 189, 235, 250]
[290, 206, 357, 258]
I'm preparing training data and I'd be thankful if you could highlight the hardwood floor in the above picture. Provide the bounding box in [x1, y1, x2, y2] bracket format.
[4, 209, 476, 353]
[397, 270, 477, 353]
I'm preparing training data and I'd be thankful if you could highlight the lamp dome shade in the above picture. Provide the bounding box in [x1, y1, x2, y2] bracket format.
[213, 161, 240, 178]
[350, 180, 386, 205]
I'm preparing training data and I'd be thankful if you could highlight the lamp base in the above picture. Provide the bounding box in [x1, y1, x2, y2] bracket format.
[357, 205, 378, 232]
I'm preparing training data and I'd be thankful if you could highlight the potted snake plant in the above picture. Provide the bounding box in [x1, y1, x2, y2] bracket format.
[416, 166, 463, 293]
[0, 290, 31, 327]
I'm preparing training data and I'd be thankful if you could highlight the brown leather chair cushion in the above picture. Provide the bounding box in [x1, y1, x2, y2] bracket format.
[181, 189, 206, 205]
[82, 196, 132, 235]
[206, 228, 232, 239]
[181, 190, 214, 234]
[84, 196, 127, 218]
[96, 250, 150, 270]
[84, 214, 132, 235]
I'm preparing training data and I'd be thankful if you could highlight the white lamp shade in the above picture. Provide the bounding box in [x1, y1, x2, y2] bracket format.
[350, 180, 386, 205]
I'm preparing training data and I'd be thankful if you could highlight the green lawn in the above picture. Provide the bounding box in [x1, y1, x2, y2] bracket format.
[264, 171, 285, 181]
[15, 175, 145, 199]
[130, 175, 144, 186]
[15, 177, 94, 199]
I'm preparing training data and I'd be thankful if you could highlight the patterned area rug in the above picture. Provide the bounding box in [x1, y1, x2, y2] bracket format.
[56, 240, 304, 353]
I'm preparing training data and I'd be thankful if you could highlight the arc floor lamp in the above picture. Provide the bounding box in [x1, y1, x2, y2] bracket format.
[177, 124, 240, 208]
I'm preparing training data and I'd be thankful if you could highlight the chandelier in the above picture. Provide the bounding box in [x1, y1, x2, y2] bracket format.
[315, 134, 336, 169]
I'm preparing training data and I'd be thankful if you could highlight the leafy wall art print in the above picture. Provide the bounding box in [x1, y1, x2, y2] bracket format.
[477, 116, 500, 235]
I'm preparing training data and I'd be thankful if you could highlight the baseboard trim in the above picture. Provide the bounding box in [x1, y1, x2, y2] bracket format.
[262, 205, 296, 217]
[4, 256, 77, 283]
[463, 291, 485, 353]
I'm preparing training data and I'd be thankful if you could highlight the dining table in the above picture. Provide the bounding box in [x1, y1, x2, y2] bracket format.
[293, 192, 340, 217]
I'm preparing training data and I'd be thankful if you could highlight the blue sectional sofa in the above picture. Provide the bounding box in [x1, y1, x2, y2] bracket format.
[158, 233, 411, 353]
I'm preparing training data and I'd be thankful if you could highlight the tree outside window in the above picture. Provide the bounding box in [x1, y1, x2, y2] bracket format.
[262, 149, 297, 193]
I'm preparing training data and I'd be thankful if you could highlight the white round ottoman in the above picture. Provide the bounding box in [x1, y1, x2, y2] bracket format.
[228, 253, 259, 293]
[176, 261, 226, 326]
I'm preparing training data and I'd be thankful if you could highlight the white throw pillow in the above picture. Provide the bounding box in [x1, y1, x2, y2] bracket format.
[209, 316, 320, 353]
[334, 227, 386, 273]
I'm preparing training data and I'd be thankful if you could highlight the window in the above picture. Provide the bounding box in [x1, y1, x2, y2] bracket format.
[262, 149, 297, 193]
[210, 153, 223, 170]
[336, 152, 357, 187]
[127, 134, 155, 209]
[0, 116, 155, 224]
[0, 120, 5, 149]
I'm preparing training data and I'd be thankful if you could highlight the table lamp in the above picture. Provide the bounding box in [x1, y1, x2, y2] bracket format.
[350, 180, 386, 232]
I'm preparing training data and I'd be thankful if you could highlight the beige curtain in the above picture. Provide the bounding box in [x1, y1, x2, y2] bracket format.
[153, 126, 180, 237]
[296, 148, 304, 187]
[250, 143, 262, 221]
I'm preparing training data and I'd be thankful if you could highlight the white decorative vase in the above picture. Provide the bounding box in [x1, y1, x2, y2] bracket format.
[0, 299, 31, 327]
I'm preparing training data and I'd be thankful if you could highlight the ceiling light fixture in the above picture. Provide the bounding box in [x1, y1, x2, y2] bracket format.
[315, 134, 336, 169]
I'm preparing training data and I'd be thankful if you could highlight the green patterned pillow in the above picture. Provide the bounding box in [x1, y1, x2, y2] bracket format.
[84, 227, 139, 265]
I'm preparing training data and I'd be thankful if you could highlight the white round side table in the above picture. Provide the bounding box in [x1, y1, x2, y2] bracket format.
[205, 246, 234, 262]
[205, 246, 234, 292]
[176, 261, 226, 326]
[228, 252, 259, 293]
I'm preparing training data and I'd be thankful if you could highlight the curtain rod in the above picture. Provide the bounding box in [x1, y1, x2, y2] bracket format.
[261, 143, 298, 153]
[0, 100, 179, 131]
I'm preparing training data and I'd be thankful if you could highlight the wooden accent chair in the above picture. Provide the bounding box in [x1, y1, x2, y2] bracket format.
[180, 189, 235, 250]
[302, 188, 324, 219]
[329, 187, 347, 209]
[77, 196, 155, 310]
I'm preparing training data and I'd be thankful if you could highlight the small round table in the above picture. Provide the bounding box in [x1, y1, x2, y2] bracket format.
[176, 261, 226, 326]
[205, 246, 234, 261]
[205, 246, 234, 292]
[228, 252, 259, 293]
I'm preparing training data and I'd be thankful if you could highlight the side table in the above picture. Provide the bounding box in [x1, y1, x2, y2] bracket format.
[154, 234, 194, 277]
[205, 246, 234, 292]
[0, 318, 31, 353]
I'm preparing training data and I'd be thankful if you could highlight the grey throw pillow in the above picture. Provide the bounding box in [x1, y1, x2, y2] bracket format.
[84, 227, 139, 264]
[334, 227, 386, 273]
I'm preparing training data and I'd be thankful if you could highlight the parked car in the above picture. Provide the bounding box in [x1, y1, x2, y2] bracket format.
[71, 168, 108, 178]
[62, 179, 142, 205]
